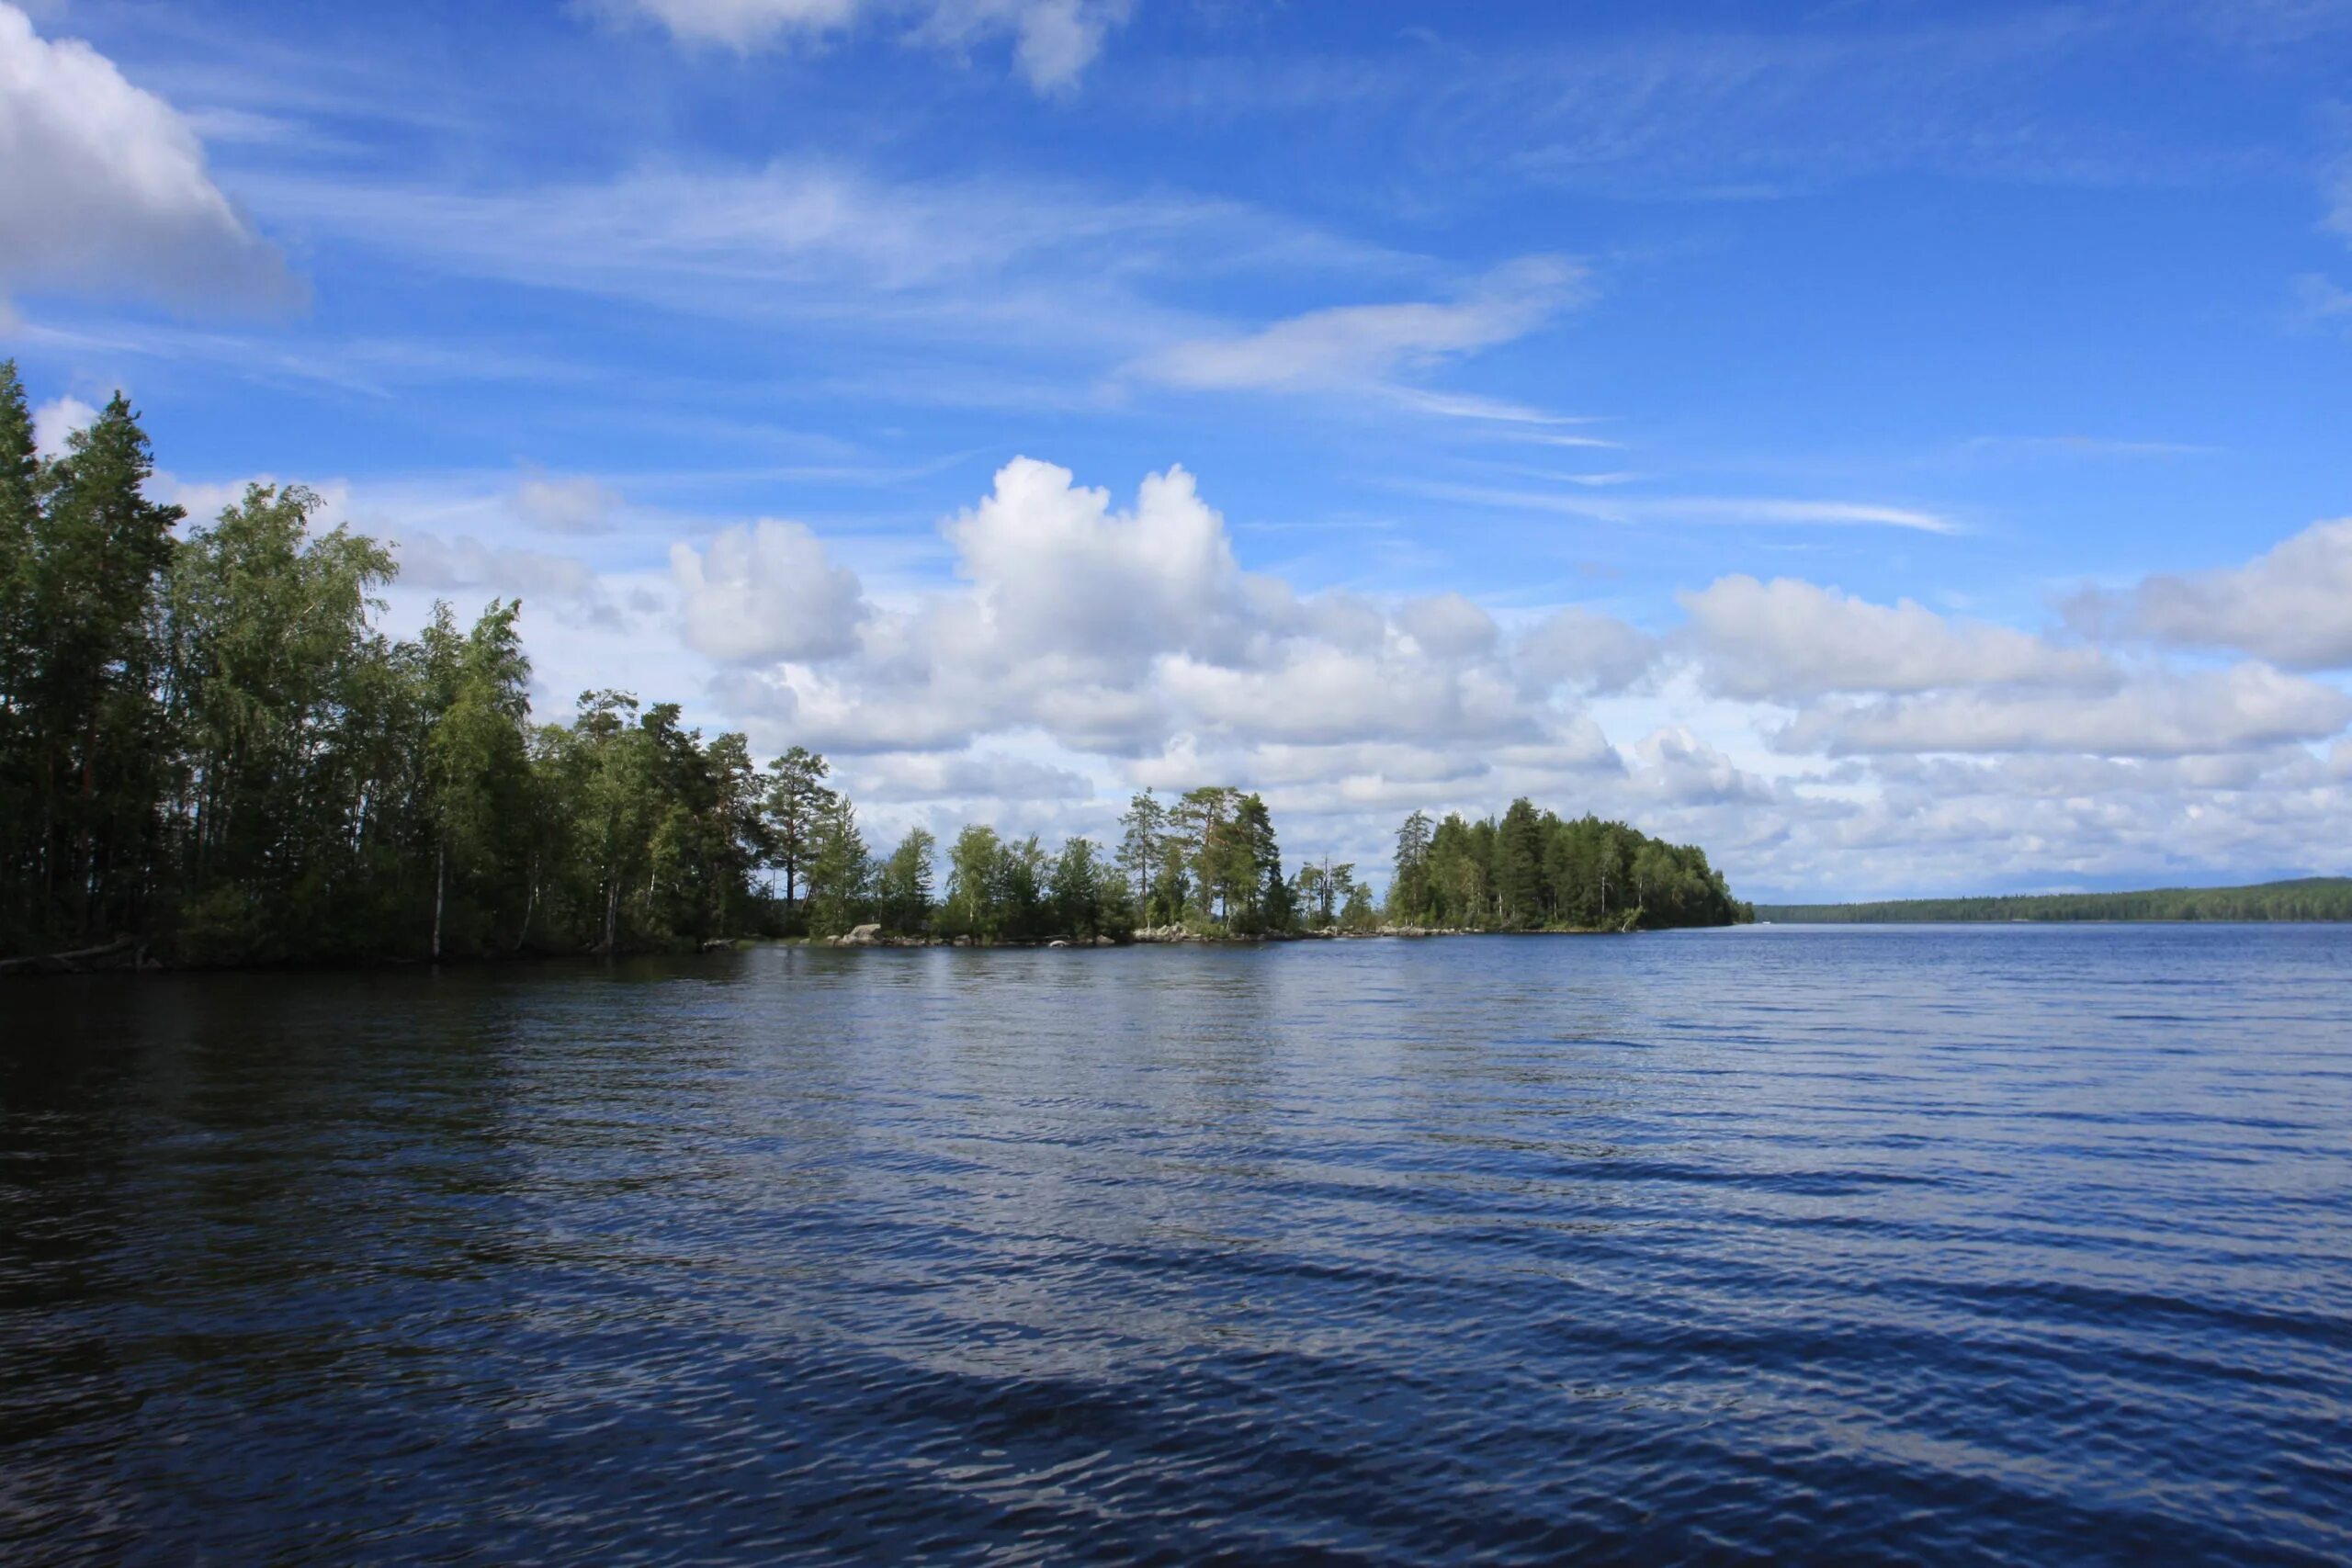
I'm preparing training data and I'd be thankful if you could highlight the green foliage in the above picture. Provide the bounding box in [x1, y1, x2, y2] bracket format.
[7, 391, 183, 941]
[1385, 796, 1746, 931]
[762, 745, 833, 934]
[801, 795, 873, 937]
[1757, 878, 2352, 924]
[0, 366, 793, 964]
[1048, 836, 1129, 941]
[876, 826, 936, 935]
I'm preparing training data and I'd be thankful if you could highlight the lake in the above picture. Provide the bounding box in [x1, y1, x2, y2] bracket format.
[4, 927, 2348, 1563]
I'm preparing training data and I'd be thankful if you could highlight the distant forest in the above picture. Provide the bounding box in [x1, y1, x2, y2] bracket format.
[1757, 878, 2352, 924]
[0, 370, 1743, 967]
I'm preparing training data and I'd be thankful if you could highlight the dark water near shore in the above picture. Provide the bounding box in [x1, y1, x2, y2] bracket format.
[4, 927, 2349, 1564]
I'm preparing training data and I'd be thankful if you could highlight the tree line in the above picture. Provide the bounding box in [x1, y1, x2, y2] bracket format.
[0, 368, 1745, 965]
[1757, 878, 2352, 925]
[1384, 801, 1748, 931]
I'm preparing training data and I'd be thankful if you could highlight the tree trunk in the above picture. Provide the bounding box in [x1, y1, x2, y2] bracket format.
[603, 876, 619, 953]
[514, 863, 537, 954]
[76, 719, 98, 932]
[432, 838, 446, 961]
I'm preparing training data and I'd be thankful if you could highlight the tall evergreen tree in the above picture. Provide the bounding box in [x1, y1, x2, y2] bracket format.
[1496, 796, 1545, 929]
[1117, 789, 1165, 916]
[0, 363, 43, 938]
[25, 395, 182, 935]
[762, 745, 833, 932]
[876, 826, 936, 934]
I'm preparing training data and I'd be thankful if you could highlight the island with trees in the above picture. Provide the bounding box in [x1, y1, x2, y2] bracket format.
[0, 368, 1745, 971]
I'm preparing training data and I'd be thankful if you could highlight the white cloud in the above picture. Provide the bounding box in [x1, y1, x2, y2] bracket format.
[1159, 646, 1541, 749]
[849, 749, 1095, 803]
[1134, 255, 1586, 395]
[240, 157, 1387, 378]
[944, 457, 1245, 663]
[1395, 592, 1498, 659]
[694, 458, 1623, 783]
[1514, 606, 1658, 694]
[1680, 575, 2112, 700]
[29, 392, 94, 459]
[671, 517, 869, 663]
[1625, 728, 1777, 807]
[596, 0, 1130, 90]
[391, 531, 625, 626]
[0, 4, 293, 310]
[1413, 481, 1962, 534]
[609, 0, 861, 49]
[514, 473, 624, 535]
[1777, 665, 2352, 759]
[918, 0, 1131, 91]
[2064, 517, 2352, 671]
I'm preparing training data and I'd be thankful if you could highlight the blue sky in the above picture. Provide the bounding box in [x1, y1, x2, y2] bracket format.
[6, 0, 2352, 899]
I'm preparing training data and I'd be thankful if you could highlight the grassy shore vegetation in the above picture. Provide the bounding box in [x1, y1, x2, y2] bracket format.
[1757, 877, 2352, 924]
[0, 370, 1745, 966]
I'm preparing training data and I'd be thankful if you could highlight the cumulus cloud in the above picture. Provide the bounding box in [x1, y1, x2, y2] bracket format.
[1396, 592, 1499, 660]
[671, 517, 869, 663]
[595, 0, 1130, 90]
[1515, 606, 1658, 694]
[1134, 255, 1587, 395]
[29, 393, 95, 459]
[2064, 517, 2352, 671]
[1625, 728, 1777, 807]
[1777, 665, 2352, 759]
[392, 531, 624, 626]
[695, 457, 1623, 791]
[1159, 646, 1540, 749]
[942, 457, 1261, 671]
[0, 4, 293, 310]
[1679, 575, 2113, 700]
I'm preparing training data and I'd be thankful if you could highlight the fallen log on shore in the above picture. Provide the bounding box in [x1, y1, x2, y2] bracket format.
[0, 937, 141, 976]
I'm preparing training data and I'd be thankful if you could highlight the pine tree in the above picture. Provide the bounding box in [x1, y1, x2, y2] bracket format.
[762, 746, 833, 932]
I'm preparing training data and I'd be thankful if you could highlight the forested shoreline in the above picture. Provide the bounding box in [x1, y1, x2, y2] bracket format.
[1757, 878, 2352, 925]
[0, 368, 1744, 971]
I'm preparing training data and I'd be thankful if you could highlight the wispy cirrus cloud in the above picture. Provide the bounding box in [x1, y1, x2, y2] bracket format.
[588, 0, 1132, 91]
[1406, 480, 1962, 535]
[1128, 255, 1588, 400]
[235, 158, 1420, 375]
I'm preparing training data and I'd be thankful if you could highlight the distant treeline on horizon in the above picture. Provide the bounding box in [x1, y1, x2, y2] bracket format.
[0, 372, 1745, 968]
[1756, 878, 2352, 925]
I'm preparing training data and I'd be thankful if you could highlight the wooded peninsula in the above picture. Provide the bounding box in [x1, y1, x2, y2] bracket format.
[0, 369, 1746, 970]
[1757, 878, 2352, 924]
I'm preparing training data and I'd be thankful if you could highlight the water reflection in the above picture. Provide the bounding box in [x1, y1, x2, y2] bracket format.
[4, 927, 2350, 1562]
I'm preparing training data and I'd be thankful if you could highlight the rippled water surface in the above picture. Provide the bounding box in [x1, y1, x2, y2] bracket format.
[5, 926, 2350, 1563]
